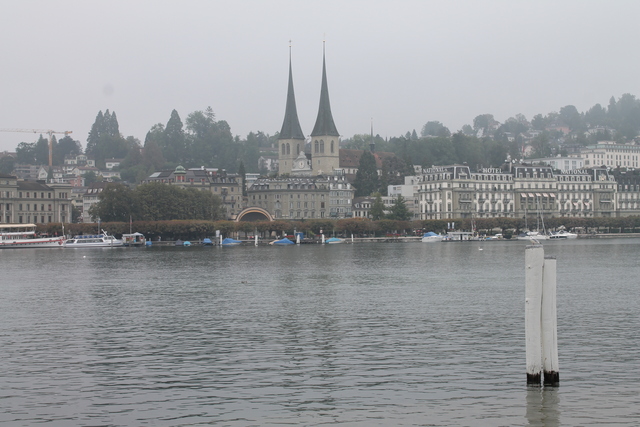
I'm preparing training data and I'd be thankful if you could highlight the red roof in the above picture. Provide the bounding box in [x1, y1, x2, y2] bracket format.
[339, 149, 396, 168]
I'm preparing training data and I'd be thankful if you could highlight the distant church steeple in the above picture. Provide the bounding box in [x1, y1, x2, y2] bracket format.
[370, 118, 375, 153]
[310, 42, 340, 175]
[278, 43, 305, 175]
[311, 43, 339, 137]
[279, 46, 305, 140]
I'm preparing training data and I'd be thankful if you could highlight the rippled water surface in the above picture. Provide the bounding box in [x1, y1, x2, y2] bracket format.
[1, 239, 639, 426]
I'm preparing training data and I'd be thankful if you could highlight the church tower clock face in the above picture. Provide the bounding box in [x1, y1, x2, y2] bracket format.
[298, 160, 305, 169]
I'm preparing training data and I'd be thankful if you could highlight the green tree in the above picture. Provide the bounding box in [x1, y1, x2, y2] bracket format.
[421, 121, 451, 137]
[381, 155, 413, 187]
[16, 142, 36, 164]
[461, 124, 474, 135]
[143, 127, 167, 170]
[34, 135, 49, 165]
[473, 114, 497, 134]
[53, 135, 81, 165]
[184, 107, 236, 170]
[370, 192, 385, 220]
[559, 105, 585, 132]
[162, 109, 186, 164]
[0, 156, 16, 174]
[585, 103, 608, 127]
[387, 195, 411, 221]
[86, 110, 130, 165]
[353, 150, 379, 197]
[240, 131, 265, 173]
[83, 170, 98, 185]
[134, 182, 225, 221]
[88, 183, 136, 222]
[530, 133, 552, 158]
[531, 114, 547, 131]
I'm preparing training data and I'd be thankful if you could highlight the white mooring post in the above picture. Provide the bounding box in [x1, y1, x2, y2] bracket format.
[255, 234, 258, 246]
[525, 244, 544, 385]
[525, 244, 559, 386]
[542, 255, 559, 386]
[321, 234, 325, 244]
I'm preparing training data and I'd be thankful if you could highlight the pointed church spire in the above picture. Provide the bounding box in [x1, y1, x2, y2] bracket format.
[279, 44, 305, 140]
[370, 118, 375, 153]
[311, 42, 339, 137]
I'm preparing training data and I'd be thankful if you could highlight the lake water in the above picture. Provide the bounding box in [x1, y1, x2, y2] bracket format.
[1, 238, 639, 426]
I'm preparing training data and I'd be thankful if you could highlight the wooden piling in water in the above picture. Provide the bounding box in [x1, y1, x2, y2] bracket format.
[525, 244, 544, 385]
[542, 255, 559, 386]
[525, 245, 560, 386]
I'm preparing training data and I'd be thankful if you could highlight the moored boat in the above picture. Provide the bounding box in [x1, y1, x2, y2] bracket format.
[122, 232, 146, 247]
[549, 230, 578, 239]
[516, 231, 550, 241]
[421, 231, 442, 243]
[0, 223, 65, 248]
[325, 237, 345, 244]
[271, 237, 294, 245]
[64, 230, 124, 247]
[221, 237, 242, 246]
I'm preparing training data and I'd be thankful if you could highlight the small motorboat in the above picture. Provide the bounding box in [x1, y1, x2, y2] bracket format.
[549, 230, 578, 239]
[421, 232, 442, 243]
[221, 237, 242, 246]
[271, 237, 294, 245]
[325, 237, 345, 244]
[202, 238, 214, 246]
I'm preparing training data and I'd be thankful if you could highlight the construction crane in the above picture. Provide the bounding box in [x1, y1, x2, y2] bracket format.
[0, 128, 73, 167]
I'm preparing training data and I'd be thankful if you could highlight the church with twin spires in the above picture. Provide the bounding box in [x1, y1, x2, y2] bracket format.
[239, 47, 354, 221]
[277, 46, 341, 176]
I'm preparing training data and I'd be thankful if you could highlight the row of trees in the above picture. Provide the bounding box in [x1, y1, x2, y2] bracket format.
[7, 93, 640, 187]
[12, 135, 82, 167]
[87, 182, 227, 223]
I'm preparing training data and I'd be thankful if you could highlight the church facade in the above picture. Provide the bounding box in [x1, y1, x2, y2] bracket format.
[241, 48, 353, 220]
[277, 48, 341, 176]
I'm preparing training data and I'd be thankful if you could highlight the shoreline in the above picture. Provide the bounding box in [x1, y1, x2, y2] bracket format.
[147, 233, 640, 246]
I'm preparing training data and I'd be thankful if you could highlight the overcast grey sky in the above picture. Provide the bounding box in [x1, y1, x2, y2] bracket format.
[1, 0, 639, 153]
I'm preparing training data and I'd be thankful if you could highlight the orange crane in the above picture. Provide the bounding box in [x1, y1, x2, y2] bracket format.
[0, 128, 73, 167]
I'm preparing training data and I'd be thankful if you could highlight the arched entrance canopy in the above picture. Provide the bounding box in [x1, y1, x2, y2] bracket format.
[235, 207, 273, 222]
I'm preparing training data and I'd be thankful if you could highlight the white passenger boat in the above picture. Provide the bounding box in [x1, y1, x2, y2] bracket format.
[64, 230, 124, 247]
[0, 223, 65, 248]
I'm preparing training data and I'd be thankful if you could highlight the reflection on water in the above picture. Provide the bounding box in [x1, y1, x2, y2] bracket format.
[0, 239, 639, 426]
[526, 387, 560, 427]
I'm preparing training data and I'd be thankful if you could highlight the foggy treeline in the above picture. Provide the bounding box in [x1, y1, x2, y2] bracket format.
[3, 93, 640, 182]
